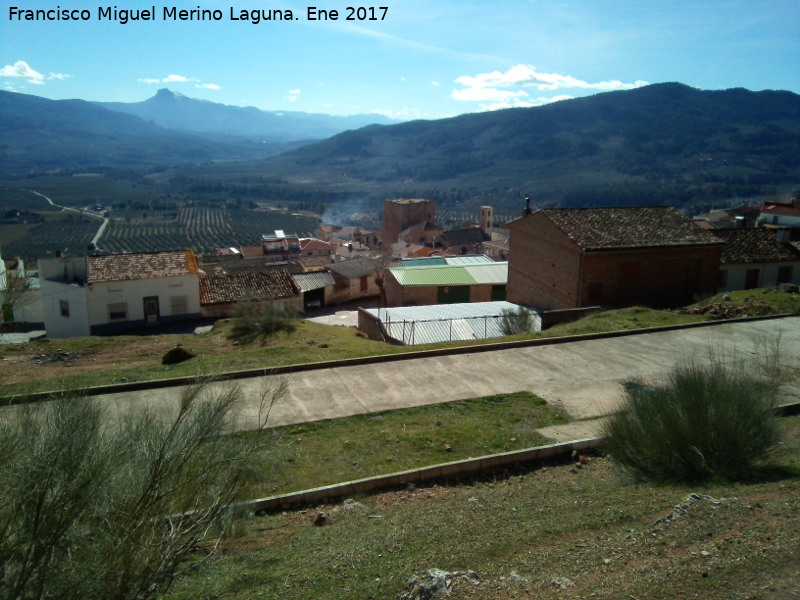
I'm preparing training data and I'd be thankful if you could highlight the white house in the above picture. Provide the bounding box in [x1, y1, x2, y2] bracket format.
[715, 228, 800, 292]
[39, 250, 201, 338]
[759, 201, 800, 228]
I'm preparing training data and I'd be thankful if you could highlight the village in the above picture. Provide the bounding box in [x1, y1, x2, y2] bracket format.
[2, 195, 800, 344]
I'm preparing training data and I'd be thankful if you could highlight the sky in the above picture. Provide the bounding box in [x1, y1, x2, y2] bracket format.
[1, 0, 798, 120]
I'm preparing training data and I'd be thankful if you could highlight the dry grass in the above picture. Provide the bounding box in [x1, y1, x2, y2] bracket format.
[159, 416, 800, 600]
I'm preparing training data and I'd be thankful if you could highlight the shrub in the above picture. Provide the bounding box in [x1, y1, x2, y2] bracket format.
[500, 306, 538, 336]
[601, 348, 782, 483]
[0, 378, 285, 600]
[228, 296, 298, 344]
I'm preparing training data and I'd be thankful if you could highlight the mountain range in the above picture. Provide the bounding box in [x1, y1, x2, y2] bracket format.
[0, 89, 392, 175]
[96, 89, 394, 141]
[249, 82, 800, 209]
[2, 84, 798, 212]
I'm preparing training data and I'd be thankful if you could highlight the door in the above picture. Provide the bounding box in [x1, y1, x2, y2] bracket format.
[143, 296, 160, 325]
[745, 269, 760, 290]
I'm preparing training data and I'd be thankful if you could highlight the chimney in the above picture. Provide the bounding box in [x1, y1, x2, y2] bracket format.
[523, 196, 532, 217]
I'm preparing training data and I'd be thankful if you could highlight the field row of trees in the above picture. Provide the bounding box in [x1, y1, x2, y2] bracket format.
[98, 207, 319, 254]
[1, 219, 100, 261]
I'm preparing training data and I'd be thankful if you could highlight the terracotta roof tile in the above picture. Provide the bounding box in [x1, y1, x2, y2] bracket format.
[714, 228, 800, 264]
[300, 238, 331, 252]
[539, 206, 723, 250]
[86, 250, 197, 283]
[327, 257, 380, 279]
[761, 202, 800, 218]
[199, 270, 297, 305]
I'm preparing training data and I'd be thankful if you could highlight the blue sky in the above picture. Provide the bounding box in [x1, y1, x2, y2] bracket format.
[1, 0, 798, 120]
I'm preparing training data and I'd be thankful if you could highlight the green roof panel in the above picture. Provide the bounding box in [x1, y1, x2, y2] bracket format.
[390, 265, 476, 286]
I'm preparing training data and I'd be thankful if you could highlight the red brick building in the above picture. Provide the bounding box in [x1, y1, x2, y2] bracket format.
[382, 198, 436, 245]
[507, 207, 724, 310]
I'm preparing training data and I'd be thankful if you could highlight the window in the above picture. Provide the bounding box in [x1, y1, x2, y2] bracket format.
[778, 266, 793, 284]
[107, 302, 128, 321]
[717, 269, 728, 288]
[170, 295, 188, 314]
[59, 300, 70, 317]
[360, 276, 369, 292]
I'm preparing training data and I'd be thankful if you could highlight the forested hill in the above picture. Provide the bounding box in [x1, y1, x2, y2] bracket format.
[97, 88, 394, 141]
[252, 83, 800, 210]
[0, 91, 304, 175]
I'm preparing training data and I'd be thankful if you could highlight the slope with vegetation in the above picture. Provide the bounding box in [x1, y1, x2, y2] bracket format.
[2, 287, 798, 399]
[247, 83, 800, 211]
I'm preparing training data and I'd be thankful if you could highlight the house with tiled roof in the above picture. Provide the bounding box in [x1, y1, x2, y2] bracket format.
[199, 270, 301, 318]
[714, 228, 800, 291]
[507, 207, 725, 309]
[39, 250, 201, 338]
[441, 228, 488, 255]
[759, 200, 800, 229]
[326, 257, 383, 304]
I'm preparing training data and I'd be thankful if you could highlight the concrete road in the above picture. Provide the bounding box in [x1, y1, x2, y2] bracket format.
[90, 317, 800, 436]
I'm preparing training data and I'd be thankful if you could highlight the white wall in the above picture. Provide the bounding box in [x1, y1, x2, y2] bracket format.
[718, 262, 800, 293]
[39, 255, 201, 338]
[86, 274, 200, 329]
[40, 280, 91, 338]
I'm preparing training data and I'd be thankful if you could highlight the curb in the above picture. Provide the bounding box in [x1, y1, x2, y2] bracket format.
[242, 437, 601, 514]
[2, 313, 797, 405]
[239, 398, 800, 514]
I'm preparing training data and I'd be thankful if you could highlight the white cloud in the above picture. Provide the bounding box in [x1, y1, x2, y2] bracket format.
[164, 74, 201, 83]
[451, 87, 529, 103]
[372, 107, 426, 121]
[452, 64, 647, 111]
[0, 61, 47, 84]
[455, 64, 647, 92]
[140, 74, 224, 89]
[285, 89, 300, 102]
[431, 81, 441, 87]
[48, 72, 72, 81]
[288, 89, 300, 95]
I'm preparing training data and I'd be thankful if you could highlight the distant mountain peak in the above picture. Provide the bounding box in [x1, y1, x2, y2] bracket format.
[153, 88, 185, 100]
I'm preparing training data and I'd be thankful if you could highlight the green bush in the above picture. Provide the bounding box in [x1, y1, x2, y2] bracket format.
[601, 350, 782, 483]
[500, 306, 538, 335]
[0, 379, 284, 600]
[228, 297, 298, 344]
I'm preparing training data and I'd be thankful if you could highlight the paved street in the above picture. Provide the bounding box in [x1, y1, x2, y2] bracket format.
[90, 317, 800, 438]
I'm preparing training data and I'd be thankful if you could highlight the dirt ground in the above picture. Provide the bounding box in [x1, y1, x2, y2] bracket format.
[0, 328, 234, 387]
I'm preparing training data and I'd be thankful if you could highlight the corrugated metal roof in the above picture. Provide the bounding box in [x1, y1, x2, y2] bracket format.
[389, 262, 508, 287]
[465, 262, 507, 284]
[292, 271, 335, 292]
[401, 257, 447, 267]
[363, 301, 540, 345]
[389, 265, 475, 287]
[445, 255, 493, 265]
[399, 255, 493, 268]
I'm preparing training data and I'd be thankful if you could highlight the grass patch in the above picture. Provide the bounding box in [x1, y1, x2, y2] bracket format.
[544, 306, 707, 336]
[690, 287, 800, 317]
[240, 391, 570, 498]
[158, 415, 800, 600]
[2, 290, 796, 398]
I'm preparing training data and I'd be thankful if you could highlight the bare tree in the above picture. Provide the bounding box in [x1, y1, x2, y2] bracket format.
[0, 267, 33, 329]
[373, 245, 396, 308]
